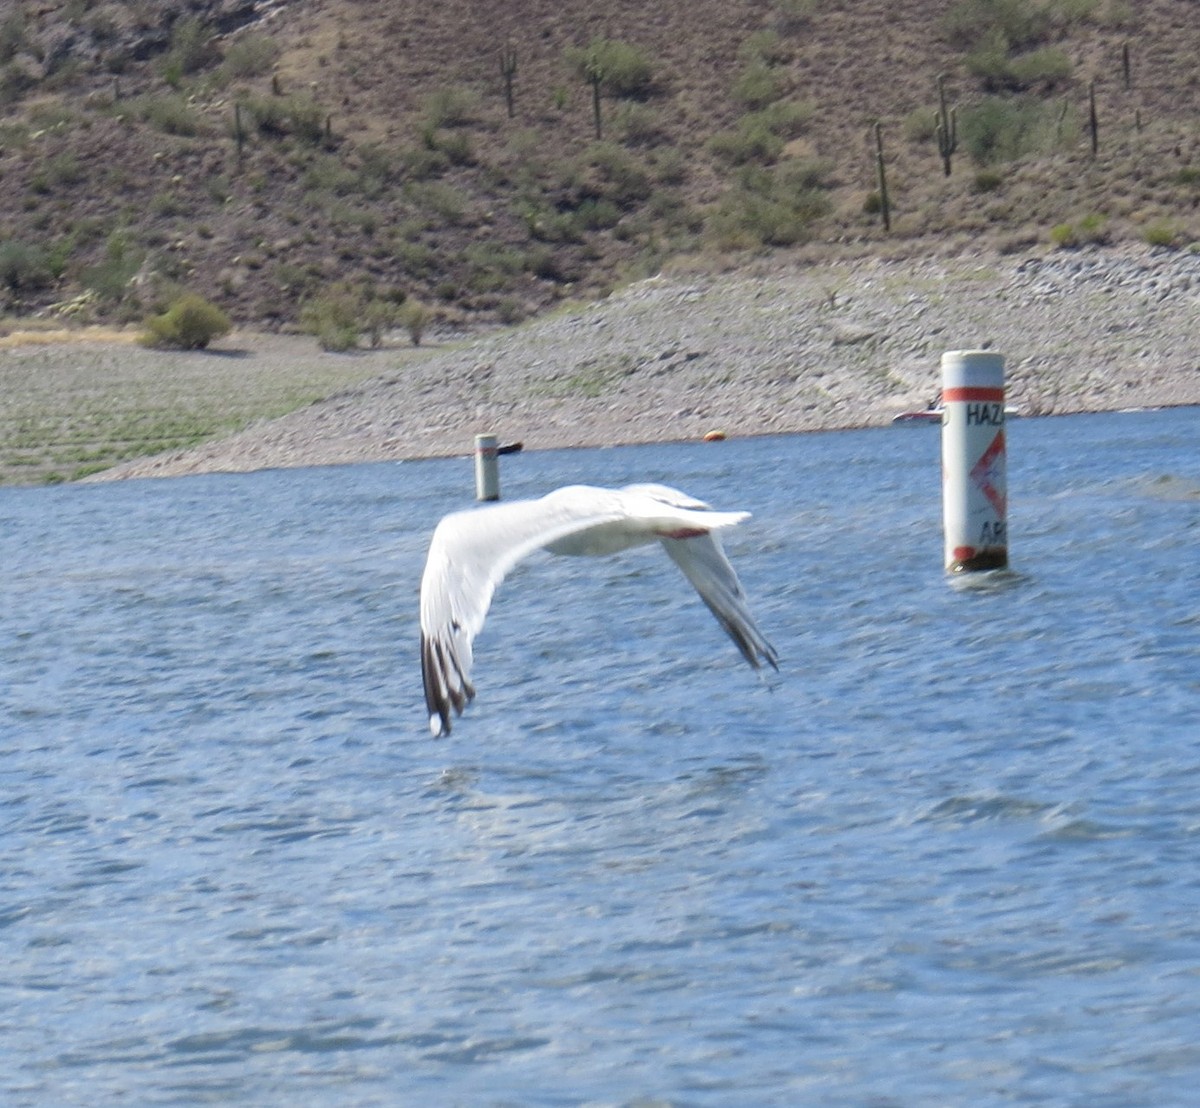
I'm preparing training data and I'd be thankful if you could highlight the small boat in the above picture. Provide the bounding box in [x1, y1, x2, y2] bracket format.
[892, 408, 945, 425]
[496, 441, 524, 455]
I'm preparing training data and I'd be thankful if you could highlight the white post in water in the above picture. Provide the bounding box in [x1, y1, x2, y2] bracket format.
[474, 433, 500, 501]
[941, 350, 1008, 572]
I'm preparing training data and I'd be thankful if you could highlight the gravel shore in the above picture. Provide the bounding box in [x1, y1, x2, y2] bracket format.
[92, 247, 1200, 480]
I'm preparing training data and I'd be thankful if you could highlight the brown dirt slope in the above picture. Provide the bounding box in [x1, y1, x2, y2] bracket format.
[1, 0, 1199, 330]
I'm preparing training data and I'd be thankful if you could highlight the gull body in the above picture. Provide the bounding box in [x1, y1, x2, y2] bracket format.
[419, 483, 777, 735]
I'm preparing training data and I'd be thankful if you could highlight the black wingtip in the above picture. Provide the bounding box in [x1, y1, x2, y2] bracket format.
[420, 632, 476, 736]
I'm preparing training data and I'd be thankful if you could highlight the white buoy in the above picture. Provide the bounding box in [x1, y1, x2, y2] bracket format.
[941, 350, 1008, 572]
[474, 433, 500, 501]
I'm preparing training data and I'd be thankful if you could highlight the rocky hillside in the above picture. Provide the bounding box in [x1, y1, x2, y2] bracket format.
[1, 0, 1198, 331]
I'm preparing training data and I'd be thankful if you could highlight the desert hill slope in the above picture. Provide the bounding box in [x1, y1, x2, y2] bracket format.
[1, 0, 1198, 332]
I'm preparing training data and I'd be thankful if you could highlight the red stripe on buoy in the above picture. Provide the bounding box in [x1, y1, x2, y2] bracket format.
[942, 387, 1005, 402]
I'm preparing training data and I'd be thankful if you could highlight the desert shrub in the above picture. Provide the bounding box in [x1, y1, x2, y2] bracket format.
[1049, 222, 1076, 247]
[732, 60, 785, 110]
[904, 107, 939, 143]
[942, 0, 1053, 52]
[239, 93, 325, 144]
[160, 18, 219, 85]
[81, 233, 143, 303]
[709, 160, 831, 248]
[398, 143, 449, 180]
[709, 118, 784, 165]
[972, 168, 1005, 192]
[739, 31, 791, 66]
[0, 62, 34, 106]
[566, 38, 655, 99]
[141, 293, 231, 349]
[709, 101, 811, 166]
[407, 181, 468, 224]
[301, 289, 360, 351]
[574, 198, 622, 231]
[958, 95, 1072, 164]
[362, 297, 402, 347]
[398, 300, 430, 345]
[31, 150, 85, 191]
[1049, 212, 1108, 248]
[576, 142, 653, 208]
[968, 38, 1072, 90]
[423, 127, 474, 166]
[422, 86, 479, 128]
[0, 239, 53, 291]
[0, 13, 26, 65]
[522, 205, 585, 244]
[393, 237, 438, 277]
[612, 102, 666, 147]
[1007, 46, 1072, 87]
[220, 33, 280, 80]
[464, 242, 527, 277]
[1141, 221, 1178, 248]
[131, 91, 205, 136]
[303, 153, 365, 197]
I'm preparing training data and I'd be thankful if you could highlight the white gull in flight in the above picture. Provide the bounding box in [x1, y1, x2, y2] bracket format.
[419, 482, 778, 735]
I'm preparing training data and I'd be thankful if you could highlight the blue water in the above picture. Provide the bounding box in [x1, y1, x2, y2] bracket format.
[2, 408, 1198, 1106]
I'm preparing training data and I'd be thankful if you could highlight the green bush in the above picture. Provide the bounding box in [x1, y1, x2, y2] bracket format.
[301, 289, 360, 351]
[220, 33, 280, 80]
[958, 95, 1072, 164]
[160, 18, 219, 85]
[709, 102, 811, 166]
[942, 0, 1053, 52]
[1141, 221, 1178, 248]
[398, 300, 430, 345]
[732, 60, 785, 109]
[1049, 212, 1108, 249]
[132, 92, 205, 136]
[141, 293, 232, 349]
[239, 94, 325, 144]
[972, 169, 1005, 192]
[968, 39, 1072, 90]
[81, 233, 143, 303]
[709, 161, 831, 248]
[0, 239, 53, 291]
[575, 142, 653, 208]
[422, 86, 479, 129]
[566, 38, 655, 99]
[738, 30, 791, 66]
[362, 298, 401, 347]
[709, 118, 784, 165]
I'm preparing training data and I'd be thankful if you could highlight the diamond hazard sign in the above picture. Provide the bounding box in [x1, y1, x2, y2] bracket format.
[970, 429, 1007, 516]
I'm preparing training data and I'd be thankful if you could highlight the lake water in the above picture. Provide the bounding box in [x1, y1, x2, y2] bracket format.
[2, 408, 1198, 1106]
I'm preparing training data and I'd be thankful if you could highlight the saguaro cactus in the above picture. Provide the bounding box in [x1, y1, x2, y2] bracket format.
[233, 102, 245, 164]
[1088, 79, 1099, 156]
[585, 57, 605, 139]
[874, 122, 891, 231]
[936, 73, 957, 177]
[499, 43, 518, 118]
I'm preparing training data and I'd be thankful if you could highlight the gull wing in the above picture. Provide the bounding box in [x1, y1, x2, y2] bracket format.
[659, 531, 779, 671]
[419, 489, 630, 736]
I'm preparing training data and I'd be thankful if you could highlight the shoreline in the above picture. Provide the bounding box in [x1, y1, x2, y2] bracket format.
[6, 247, 1199, 485]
